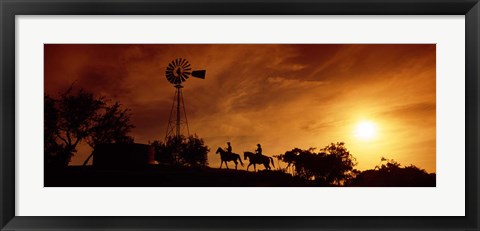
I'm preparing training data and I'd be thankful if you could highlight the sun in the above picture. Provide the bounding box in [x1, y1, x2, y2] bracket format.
[355, 121, 377, 140]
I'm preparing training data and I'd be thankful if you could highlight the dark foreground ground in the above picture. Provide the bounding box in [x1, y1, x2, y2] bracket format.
[45, 165, 312, 187]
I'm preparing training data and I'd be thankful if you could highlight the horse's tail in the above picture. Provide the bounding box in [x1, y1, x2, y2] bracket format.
[238, 155, 244, 167]
[269, 157, 275, 168]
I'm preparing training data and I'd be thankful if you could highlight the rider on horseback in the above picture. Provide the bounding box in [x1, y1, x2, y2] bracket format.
[226, 142, 233, 155]
[255, 144, 263, 157]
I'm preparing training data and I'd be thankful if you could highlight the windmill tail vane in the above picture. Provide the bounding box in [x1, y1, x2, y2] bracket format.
[191, 70, 206, 79]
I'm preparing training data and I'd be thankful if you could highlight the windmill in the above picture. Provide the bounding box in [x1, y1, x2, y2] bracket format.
[164, 58, 206, 142]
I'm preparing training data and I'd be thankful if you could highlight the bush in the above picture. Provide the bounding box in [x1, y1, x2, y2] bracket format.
[153, 135, 209, 167]
[277, 142, 357, 186]
[348, 158, 436, 187]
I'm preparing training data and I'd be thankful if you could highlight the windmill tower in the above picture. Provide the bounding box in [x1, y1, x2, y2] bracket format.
[164, 58, 206, 142]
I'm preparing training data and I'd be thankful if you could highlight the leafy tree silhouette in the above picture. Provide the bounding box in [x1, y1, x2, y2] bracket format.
[348, 158, 435, 187]
[152, 134, 209, 167]
[44, 95, 67, 167]
[151, 140, 175, 164]
[44, 85, 134, 168]
[86, 101, 134, 147]
[277, 142, 358, 186]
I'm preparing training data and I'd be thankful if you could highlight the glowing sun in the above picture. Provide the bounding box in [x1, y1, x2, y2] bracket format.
[355, 121, 377, 140]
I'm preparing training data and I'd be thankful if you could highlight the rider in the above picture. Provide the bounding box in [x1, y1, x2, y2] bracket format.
[226, 142, 233, 155]
[255, 144, 263, 157]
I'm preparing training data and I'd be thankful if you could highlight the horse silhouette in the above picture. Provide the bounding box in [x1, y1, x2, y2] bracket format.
[215, 147, 244, 170]
[243, 151, 275, 172]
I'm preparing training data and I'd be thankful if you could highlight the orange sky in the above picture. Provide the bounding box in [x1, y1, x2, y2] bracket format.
[44, 44, 436, 172]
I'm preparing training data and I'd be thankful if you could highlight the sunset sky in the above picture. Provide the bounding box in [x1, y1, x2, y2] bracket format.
[44, 44, 436, 172]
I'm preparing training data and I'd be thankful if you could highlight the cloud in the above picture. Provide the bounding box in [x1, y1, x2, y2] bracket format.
[379, 102, 436, 122]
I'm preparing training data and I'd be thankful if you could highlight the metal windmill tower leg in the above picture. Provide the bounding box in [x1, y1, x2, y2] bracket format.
[176, 85, 181, 137]
[180, 86, 190, 136]
[164, 84, 190, 142]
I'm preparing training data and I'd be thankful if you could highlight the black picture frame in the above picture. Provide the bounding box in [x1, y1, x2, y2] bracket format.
[1, 0, 479, 230]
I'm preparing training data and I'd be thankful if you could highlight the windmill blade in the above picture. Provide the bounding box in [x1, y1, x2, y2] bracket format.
[181, 73, 190, 80]
[180, 58, 188, 67]
[191, 70, 206, 79]
[166, 74, 175, 84]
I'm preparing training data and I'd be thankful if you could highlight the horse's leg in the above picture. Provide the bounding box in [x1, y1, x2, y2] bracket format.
[247, 163, 252, 171]
[225, 162, 229, 169]
[254, 164, 256, 172]
[234, 160, 238, 170]
[264, 160, 269, 170]
[220, 161, 223, 169]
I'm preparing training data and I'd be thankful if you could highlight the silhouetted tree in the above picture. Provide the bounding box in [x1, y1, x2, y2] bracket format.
[182, 135, 209, 166]
[153, 135, 209, 167]
[277, 142, 357, 186]
[151, 139, 175, 164]
[44, 95, 67, 167]
[320, 142, 358, 185]
[86, 102, 134, 147]
[44, 86, 134, 167]
[348, 158, 436, 187]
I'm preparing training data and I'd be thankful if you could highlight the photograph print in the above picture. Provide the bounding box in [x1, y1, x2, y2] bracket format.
[44, 44, 436, 187]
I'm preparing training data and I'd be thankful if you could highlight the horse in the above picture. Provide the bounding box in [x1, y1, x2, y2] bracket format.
[243, 151, 275, 172]
[215, 147, 244, 170]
